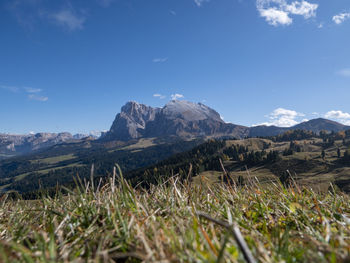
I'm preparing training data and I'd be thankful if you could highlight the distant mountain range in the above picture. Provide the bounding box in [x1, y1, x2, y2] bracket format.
[1, 100, 349, 158]
[0, 132, 100, 158]
[248, 118, 350, 137]
[0, 133, 74, 158]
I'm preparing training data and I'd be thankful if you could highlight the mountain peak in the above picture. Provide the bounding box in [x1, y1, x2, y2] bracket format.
[163, 100, 223, 122]
[106, 101, 159, 141]
[104, 100, 240, 141]
[294, 118, 349, 133]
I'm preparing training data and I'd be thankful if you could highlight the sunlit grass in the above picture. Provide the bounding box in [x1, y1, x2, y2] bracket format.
[0, 171, 349, 262]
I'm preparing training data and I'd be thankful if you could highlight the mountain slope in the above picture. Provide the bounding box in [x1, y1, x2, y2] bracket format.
[294, 118, 350, 133]
[0, 136, 203, 194]
[248, 125, 288, 137]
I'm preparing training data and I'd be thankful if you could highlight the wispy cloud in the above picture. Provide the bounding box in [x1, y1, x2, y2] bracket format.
[1, 84, 48, 102]
[153, 57, 168, 63]
[325, 110, 350, 125]
[171, 93, 184, 100]
[24, 87, 42, 93]
[153, 94, 166, 99]
[7, 1, 87, 31]
[25, 86, 48, 101]
[28, 94, 48, 102]
[50, 8, 86, 31]
[256, 0, 318, 26]
[7, 0, 41, 30]
[333, 12, 350, 25]
[0, 85, 20, 93]
[194, 0, 210, 7]
[255, 108, 305, 127]
[170, 10, 177, 16]
[337, 68, 350, 77]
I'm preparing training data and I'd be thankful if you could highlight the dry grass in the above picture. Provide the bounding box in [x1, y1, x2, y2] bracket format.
[0, 170, 350, 262]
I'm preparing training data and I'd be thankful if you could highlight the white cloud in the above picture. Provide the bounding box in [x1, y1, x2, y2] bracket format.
[153, 93, 166, 99]
[337, 68, 350, 77]
[255, 107, 305, 127]
[90, 130, 107, 137]
[153, 57, 168, 63]
[28, 94, 48, 102]
[257, 0, 318, 26]
[333, 12, 350, 25]
[170, 10, 177, 16]
[284, 1, 317, 18]
[194, 0, 210, 7]
[51, 9, 86, 31]
[259, 8, 292, 26]
[325, 110, 350, 125]
[24, 87, 42, 93]
[171, 94, 184, 100]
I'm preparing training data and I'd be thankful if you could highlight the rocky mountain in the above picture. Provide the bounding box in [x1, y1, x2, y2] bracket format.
[104, 100, 248, 141]
[105, 101, 160, 141]
[104, 100, 350, 141]
[0, 132, 76, 157]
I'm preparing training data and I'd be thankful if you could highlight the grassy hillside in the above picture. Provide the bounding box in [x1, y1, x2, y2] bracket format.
[0, 173, 349, 262]
[0, 137, 203, 195]
[2, 129, 350, 195]
[126, 132, 350, 193]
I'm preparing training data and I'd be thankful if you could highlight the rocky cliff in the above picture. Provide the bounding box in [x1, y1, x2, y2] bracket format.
[104, 100, 248, 140]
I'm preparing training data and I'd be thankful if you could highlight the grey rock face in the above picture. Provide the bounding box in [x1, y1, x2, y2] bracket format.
[105, 100, 248, 141]
[106, 101, 160, 140]
[162, 100, 222, 122]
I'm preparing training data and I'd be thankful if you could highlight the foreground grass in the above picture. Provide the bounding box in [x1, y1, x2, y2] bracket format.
[0, 174, 350, 263]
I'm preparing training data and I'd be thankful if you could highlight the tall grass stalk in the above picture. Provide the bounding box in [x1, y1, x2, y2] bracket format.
[0, 170, 349, 262]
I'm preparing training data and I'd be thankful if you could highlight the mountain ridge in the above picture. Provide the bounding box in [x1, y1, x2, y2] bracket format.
[2, 100, 350, 158]
[103, 100, 350, 141]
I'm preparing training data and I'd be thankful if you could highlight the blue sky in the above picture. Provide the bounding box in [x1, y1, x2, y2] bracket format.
[1, 0, 350, 134]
